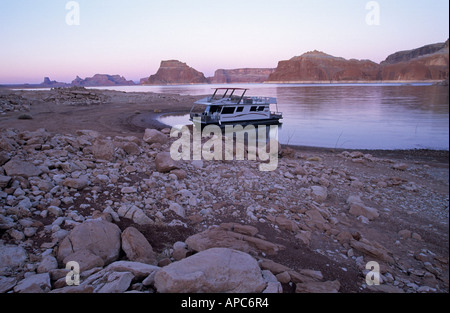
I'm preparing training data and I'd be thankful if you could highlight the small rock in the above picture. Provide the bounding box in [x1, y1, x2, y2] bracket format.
[37, 255, 58, 273]
[398, 229, 412, 240]
[349, 203, 379, 221]
[97, 272, 134, 293]
[121, 227, 157, 265]
[393, 163, 409, 171]
[276, 216, 300, 232]
[169, 202, 186, 218]
[3, 159, 43, 178]
[0, 276, 17, 293]
[155, 152, 179, 173]
[0, 175, 11, 188]
[276, 271, 291, 284]
[310, 186, 327, 202]
[63, 176, 89, 190]
[121, 186, 137, 194]
[92, 138, 115, 161]
[14, 273, 51, 293]
[143, 129, 168, 145]
[170, 169, 187, 179]
[296, 280, 340, 293]
[0, 245, 28, 275]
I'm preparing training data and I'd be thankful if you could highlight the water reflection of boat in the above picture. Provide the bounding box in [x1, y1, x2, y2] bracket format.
[189, 88, 283, 126]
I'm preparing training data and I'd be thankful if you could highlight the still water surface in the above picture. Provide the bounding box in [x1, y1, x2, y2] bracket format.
[94, 83, 449, 150]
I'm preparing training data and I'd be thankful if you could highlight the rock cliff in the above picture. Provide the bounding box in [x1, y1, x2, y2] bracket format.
[71, 74, 135, 87]
[267, 51, 381, 82]
[267, 40, 449, 83]
[141, 60, 208, 85]
[380, 40, 449, 81]
[208, 68, 275, 84]
[381, 40, 448, 65]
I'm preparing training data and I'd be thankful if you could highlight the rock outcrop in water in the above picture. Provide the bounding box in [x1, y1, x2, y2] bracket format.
[141, 60, 208, 85]
[208, 68, 275, 84]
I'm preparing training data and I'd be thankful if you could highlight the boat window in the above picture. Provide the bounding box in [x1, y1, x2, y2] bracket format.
[250, 106, 258, 112]
[257, 106, 265, 111]
[209, 106, 221, 113]
[221, 107, 236, 114]
[236, 107, 244, 113]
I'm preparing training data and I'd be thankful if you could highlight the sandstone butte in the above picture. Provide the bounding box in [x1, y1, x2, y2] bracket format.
[141, 60, 208, 85]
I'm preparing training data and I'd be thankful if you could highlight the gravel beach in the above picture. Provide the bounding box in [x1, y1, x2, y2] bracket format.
[0, 87, 448, 293]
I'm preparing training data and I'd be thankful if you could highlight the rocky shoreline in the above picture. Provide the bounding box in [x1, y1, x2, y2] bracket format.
[0, 88, 448, 293]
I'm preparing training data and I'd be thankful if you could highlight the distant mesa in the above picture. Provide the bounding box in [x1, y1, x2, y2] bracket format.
[267, 40, 449, 83]
[18, 75, 136, 89]
[71, 74, 135, 87]
[39, 77, 70, 88]
[4, 39, 448, 88]
[267, 50, 381, 82]
[207, 68, 275, 84]
[141, 60, 208, 85]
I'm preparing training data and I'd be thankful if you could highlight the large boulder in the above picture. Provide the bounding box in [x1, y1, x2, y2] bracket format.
[13, 273, 51, 293]
[0, 245, 28, 275]
[347, 195, 379, 220]
[155, 152, 179, 173]
[117, 204, 154, 225]
[62, 176, 90, 190]
[92, 138, 115, 161]
[57, 219, 121, 266]
[143, 129, 168, 145]
[154, 248, 267, 293]
[121, 227, 157, 265]
[0, 175, 11, 188]
[77, 261, 160, 293]
[185, 227, 284, 256]
[310, 186, 328, 202]
[3, 159, 42, 178]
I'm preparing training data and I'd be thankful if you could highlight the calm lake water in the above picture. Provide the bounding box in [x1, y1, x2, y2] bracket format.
[93, 83, 449, 150]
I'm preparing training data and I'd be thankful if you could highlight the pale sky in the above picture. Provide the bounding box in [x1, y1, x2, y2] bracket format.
[0, 0, 448, 84]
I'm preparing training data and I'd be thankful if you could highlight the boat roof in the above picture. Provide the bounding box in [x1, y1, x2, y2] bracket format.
[212, 87, 249, 91]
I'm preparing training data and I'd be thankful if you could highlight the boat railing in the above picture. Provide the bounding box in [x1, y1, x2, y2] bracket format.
[250, 96, 277, 104]
[204, 96, 276, 105]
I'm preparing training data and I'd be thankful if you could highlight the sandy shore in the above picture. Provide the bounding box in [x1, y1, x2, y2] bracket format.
[0, 87, 448, 293]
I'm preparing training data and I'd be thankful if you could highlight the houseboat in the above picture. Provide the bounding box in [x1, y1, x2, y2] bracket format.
[189, 88, 282, 126]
